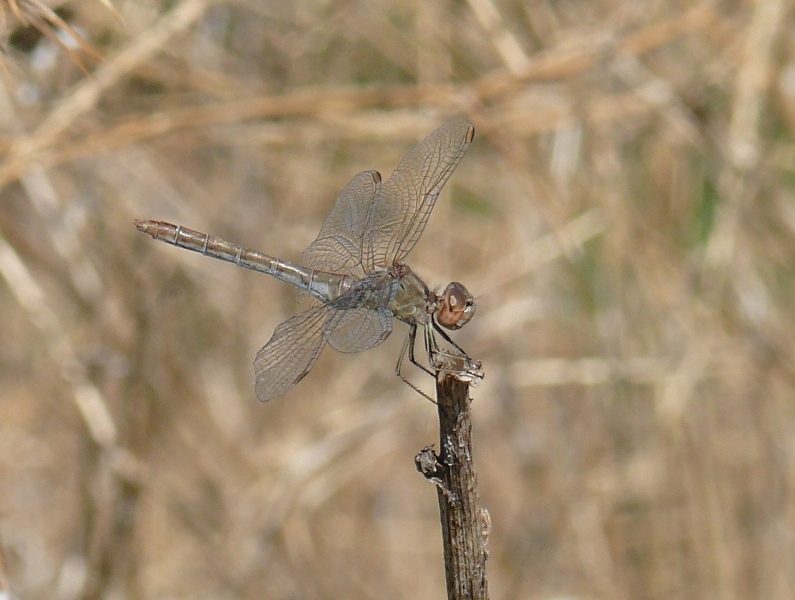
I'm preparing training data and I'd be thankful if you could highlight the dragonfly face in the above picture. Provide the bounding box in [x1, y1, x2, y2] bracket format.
[436, 282, 475, 330]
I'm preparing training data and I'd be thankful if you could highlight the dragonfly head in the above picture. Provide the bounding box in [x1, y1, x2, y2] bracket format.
[437, 282, 475, 330]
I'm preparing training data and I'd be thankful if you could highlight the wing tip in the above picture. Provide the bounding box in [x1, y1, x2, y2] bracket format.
[443, 117, 475, 144]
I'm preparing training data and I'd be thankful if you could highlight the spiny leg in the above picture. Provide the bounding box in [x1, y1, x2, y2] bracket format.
[423, 320, 465, 373]
[429, 319, 482, 383]
[427, 319, 462, 371]
[407, 322, 435, 377]
[425, 320, 438, 365]
[395, 324, 436, 403]
[431, 319, 473, 359]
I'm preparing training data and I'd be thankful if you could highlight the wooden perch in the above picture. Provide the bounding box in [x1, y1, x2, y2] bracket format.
[415, 375, 489, 600]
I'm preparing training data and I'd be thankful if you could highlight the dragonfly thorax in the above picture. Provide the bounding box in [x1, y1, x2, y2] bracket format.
[390, 266, 435, 326]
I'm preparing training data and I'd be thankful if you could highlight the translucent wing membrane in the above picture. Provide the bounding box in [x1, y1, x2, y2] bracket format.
[326, 304, 393, 352]
[301, 170, 381, 278]
[324, 273, 398, 352]
[363, 118, 474, 269]
[254, 303, 330, 401]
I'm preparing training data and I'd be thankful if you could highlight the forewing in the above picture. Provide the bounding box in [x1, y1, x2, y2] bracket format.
[301, 170, 381, 279]
[363, 118, 474, 269]
[254, 303, 330, 402]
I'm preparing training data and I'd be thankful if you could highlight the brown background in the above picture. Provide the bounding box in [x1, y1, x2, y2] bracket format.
[1, 0, 795, 599]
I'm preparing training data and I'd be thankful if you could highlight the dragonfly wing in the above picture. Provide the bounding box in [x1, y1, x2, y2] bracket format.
[325, 275, 397, 352]
[254, 303, 330, 402]
[363, 118, 474, 269]
[301, 170, 381, 279]
[326, 305, 393, 353]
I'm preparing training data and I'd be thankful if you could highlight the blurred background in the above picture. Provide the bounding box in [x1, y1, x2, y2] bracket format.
[1, 0, 795, 598]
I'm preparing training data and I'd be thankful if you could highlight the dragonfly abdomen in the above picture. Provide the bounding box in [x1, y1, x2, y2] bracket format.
[134, 220, 352, 301]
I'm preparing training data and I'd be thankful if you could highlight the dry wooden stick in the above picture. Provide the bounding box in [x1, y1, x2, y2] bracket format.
[415, 375, 489, 600]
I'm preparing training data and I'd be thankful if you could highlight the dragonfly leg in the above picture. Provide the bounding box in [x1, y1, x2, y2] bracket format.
[425, 320, 440, 364]
[407, 323, 436, 377]
[429, 320, 484, 385]
[431, 319, 472, 359]
[395, 325, 436, 403]
[427, 323, 466, 369]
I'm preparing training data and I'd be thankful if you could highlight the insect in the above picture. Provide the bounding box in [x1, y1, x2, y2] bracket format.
[136, 118, 482, 401]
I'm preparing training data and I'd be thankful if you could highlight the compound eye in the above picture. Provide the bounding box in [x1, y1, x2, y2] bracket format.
[437, 282, 476, 330]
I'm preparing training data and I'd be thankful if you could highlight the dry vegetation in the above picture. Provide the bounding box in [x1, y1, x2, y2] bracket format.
[1, 0, 795, 598]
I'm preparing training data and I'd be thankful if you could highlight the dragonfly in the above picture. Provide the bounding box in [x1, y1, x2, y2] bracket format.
[135, 117, 483, 402]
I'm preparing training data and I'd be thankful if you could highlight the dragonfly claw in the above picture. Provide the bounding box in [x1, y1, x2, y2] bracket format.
[432, 352, 484, 387]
